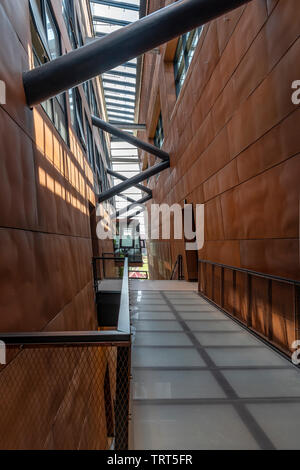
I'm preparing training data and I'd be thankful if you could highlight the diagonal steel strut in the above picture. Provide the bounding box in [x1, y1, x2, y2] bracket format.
[107, 169, 152, 196]
[23, 0, 253, 106]
[98, 160, 170, 203]
[92, 116, 169, 161]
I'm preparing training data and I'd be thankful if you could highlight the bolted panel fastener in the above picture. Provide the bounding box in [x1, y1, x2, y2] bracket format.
[23, 0, 253, 106]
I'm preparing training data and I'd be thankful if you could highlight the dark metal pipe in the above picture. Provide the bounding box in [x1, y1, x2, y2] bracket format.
[99, 160, 170, 203]
[23, 0, 252, 106]
[0, 330, 130, 344]
[107, 168, 152, 196]
[92, 116, 169, 161]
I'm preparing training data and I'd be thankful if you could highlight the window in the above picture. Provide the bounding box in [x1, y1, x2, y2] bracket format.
[90, 86, 100, 117]
[77, 18, 84, 47]
[83, 81, 91, 106]
[153, 113, 164, 182]
[154, 113, 164, 149]
[174, 27, 203, 97]
[30, 0, 69, 144]
[99, 129, 111, 168]
[96, 149, 110, 195]
[85, 114, 95, 171]
[62, 0, 77, 49]
[69, 88, 86, 148]
[44, 2, 60, 59]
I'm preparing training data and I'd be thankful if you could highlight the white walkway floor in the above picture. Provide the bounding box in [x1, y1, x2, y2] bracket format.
[129, 281, 300, 450]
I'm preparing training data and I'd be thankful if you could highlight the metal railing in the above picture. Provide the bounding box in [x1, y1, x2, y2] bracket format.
[199, 259, 300, 357]
[170, 255, 184, 280]
[0, 259, 131, 450]
[93, 255, 126, 287]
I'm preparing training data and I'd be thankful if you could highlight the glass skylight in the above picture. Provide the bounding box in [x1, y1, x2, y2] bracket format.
[90, 0, 145, 235]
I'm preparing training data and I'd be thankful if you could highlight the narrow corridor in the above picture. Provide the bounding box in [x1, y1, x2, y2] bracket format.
[129, 281, 300, 450]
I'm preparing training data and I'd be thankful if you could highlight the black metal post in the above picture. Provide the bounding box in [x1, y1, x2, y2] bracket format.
[23, 0, 252, 106]
[92, 116, 169, 161]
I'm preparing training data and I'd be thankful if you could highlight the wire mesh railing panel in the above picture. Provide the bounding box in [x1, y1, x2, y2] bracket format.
[0, 343, 130, 450]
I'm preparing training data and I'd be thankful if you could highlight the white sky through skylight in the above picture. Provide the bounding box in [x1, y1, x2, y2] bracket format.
[90, 0, 146, 236]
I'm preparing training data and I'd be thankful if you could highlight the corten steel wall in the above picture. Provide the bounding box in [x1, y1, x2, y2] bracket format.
[0, 0, 112, 334]
[138, 0, 300, 284]
[138, 0, 300, 354]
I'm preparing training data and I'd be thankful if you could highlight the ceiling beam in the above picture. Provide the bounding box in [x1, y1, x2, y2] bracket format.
[105, 94, 135, 103]
[110, 122, 146, 131]
[92, 16, 131, 27]
[103, 78, 136, 88]
[107, 102, 135, 110]
[104, 70, 136, 79]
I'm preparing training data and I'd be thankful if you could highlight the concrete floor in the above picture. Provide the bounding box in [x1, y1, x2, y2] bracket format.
[129, 281, 300, 450]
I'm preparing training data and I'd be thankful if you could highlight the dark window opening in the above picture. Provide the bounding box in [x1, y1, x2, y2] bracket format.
[83, 81, 91, 106]
[90, 86, 100, 117]
[62, 0, 78, 49]
[174, 27, 203, 97]
[153, 112, 164, 182]
[85, 114, 95, 171]
[69, 88, 86, 149]
[77, 18, 84, 47]
[154, 113, 164, 149]
[99, 129, 111, 168]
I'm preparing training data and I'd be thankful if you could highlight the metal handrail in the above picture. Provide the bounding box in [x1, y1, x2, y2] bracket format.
[117, 257, 130, 334]
[0, 330, 130, 345]
[198, 259, 300, 286]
